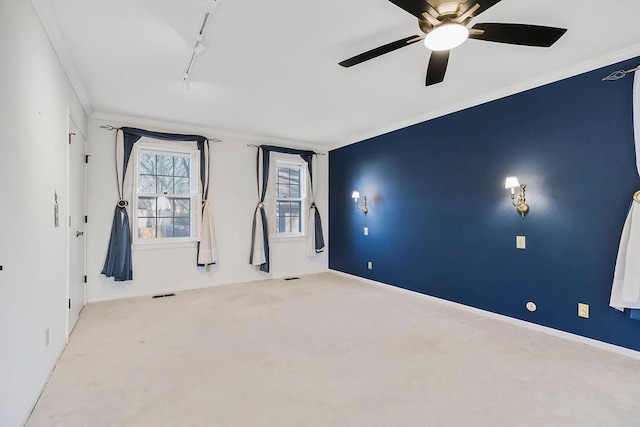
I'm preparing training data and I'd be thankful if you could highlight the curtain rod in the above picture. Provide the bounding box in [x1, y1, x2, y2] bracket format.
[99, 125, 222, 143]
[602, 65, 640, 81]
[246, 143, 325, 156]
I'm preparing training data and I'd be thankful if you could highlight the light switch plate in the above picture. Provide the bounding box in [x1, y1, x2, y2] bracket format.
[364, 227, 368, 236]
[516, 235, 526, 249]
[578, 303, 589, 318]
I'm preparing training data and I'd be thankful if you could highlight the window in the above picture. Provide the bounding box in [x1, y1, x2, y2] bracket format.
[274, 159, 306, 238]
[134, 142, 200, 244]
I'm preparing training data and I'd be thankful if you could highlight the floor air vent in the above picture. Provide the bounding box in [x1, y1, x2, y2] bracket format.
[152, 293, 176, 299]
[284, 277, 300, 281]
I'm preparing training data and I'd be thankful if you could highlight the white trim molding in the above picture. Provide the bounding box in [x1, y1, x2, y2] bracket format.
[91, 112, 329, 154]
[330, 270, 640, 361]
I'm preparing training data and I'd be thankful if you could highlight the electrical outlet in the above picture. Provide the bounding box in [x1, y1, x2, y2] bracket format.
[526, 302, 537, 312]
[364, 227, 368, 236]
[516, 236, 526, 249]
[45, 328, 49, 347]
[367, 261, 372, 270]
[578, 303, 589, 318]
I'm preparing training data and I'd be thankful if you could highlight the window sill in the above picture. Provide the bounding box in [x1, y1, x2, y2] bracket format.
[134, 241, 198, 251]
[270, 235, 306, 243]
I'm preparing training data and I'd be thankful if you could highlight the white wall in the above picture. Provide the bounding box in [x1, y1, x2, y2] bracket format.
[86, 117, 328, 302]
[0, 2, 87, 426]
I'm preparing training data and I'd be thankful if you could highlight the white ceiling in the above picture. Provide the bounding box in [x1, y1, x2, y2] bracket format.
[42, 0, 640, 148]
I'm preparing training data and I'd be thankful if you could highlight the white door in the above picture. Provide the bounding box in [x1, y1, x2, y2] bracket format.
[68, 119, 86, 336]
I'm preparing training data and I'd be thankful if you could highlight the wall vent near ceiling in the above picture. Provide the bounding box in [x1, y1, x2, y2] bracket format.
[284, 277, 300, 281]
[152, 293, 176, 299]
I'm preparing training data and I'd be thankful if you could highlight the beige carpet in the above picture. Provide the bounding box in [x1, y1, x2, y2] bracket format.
[28, 273, 640, 426]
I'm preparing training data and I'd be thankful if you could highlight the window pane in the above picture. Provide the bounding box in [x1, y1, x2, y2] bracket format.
[276, 167, 289, 198]
[173, 198, 190, 217]
[137, 197, 156, 218]
[157, 218, 173, 238]
[291, 201, 301, 216]
[136, 150, 197, 241]
[277, 184, 289, 198]
[158, 176, 173, 194]
[157, 155, 174, 176]
[175, 157, 189, 177]
[138, 218, 156, 239]
[289, 168, 301, 197]
[277, 167, 290, 182]
[157, 197, 173, 217]
[275, 200, 302, 234]
[139, 153, 156, 174]
[174, 217, 190, 237]
[291, 216, 300, 233]
[276, 166, 302, 198]
[174, 178, 189, 195]
[138, 175, 156, 194]
[277, 213, 286, 234]
[275, 201, 284, 233]
[277, 201, 290, 217]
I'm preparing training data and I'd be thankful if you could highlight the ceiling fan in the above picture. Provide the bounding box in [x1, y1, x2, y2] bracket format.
[339, 0, 567, 86]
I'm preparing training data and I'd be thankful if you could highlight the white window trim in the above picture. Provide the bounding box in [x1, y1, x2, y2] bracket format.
[269, 154, 307, 239]
[132, 139, 201, 246]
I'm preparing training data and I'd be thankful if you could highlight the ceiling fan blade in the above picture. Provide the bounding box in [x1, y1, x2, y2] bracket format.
[426, 50, 450, 86]
[339, 35, 423, 68]
[469, 23, 567, 47]
[388, 0, 437, 20]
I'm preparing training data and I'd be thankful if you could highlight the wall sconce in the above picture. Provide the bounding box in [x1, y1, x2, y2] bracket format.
[351, 191, 368, 215]
[505, 176, 529, 217]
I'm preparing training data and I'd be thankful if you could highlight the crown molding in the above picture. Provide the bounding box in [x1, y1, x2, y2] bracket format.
[30, 0, 94, 117]
[90, 112, 329, 154]
[332, 44, 640, 151]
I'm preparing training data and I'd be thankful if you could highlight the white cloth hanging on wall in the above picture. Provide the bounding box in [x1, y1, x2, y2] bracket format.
[610, 71, 640, 311]
[197, 141, 218, 265]
[250, 148, 267, 267]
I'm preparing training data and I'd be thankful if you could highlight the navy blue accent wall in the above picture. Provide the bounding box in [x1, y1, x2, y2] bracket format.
[329, 57, 640, 351]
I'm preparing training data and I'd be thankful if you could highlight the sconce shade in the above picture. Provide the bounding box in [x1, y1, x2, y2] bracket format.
[505, 176, 520, 189]
[352, 191, 360, 200]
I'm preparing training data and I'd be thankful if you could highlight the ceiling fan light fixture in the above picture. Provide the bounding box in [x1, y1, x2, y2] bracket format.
[424, 23, 469, 51]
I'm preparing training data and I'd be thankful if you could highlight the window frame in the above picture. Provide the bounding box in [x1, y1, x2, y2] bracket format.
[271, 155, 307, 239]
[132, 140, 201, 246]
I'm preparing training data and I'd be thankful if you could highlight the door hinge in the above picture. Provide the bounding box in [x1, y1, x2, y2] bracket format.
[85, 154, 90, 163]
[84, 215, 88, 223]
[84, 275, 87, 283]
[68, 132, 75, 144]
[68, 298, 71, 309]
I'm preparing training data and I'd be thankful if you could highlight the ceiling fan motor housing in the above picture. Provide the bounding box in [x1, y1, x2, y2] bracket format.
[419, 1, 475, 34]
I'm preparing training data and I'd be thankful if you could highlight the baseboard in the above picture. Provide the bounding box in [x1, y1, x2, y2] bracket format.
[21, 340, 67, 426]
[329, 270, 640, 361]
